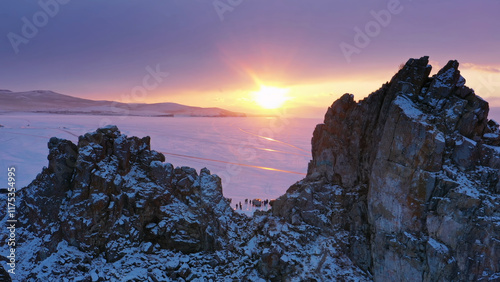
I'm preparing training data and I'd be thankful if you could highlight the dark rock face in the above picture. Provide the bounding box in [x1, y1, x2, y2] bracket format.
[0, 266, 12, 282]
[273, 56, 500, 281]
[17, 126, 237, 263]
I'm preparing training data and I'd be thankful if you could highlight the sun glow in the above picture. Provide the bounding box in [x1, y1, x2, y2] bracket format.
[253, 86, 289, 109]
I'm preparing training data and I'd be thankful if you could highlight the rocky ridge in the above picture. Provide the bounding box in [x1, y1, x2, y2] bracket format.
[273, 56, 500, 281]
[1, 57, 499, 281]
[3, 126, 367, 281]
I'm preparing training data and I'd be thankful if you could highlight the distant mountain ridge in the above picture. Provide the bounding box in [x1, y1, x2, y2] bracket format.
[0, 90, 246, 117]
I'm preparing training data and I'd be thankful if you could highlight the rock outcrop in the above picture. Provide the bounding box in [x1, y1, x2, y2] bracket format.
[5, 125, 367, 281]
[10, 126, 241, 279]
[273, 56, 500, 281]
[2, 57, 499, 281]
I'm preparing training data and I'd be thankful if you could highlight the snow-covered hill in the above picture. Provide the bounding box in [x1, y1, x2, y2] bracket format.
[0, 90, 246, 117]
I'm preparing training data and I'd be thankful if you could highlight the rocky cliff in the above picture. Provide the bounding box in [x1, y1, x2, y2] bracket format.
[1, 57, 499, 281]
[273, 56, 500, 281]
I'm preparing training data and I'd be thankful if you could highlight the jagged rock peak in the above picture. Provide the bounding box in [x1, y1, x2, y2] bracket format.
[15, 126, 237, 272]
[274, 56, 500, 281]
[306, 56, 493, 184]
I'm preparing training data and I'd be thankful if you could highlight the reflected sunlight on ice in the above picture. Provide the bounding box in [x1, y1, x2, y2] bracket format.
[0, 113, 322, 215]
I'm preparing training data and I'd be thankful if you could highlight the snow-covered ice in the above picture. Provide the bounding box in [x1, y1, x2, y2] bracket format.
[0, 113, 321, 215]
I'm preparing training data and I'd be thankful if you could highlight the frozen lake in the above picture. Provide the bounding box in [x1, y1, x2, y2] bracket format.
[0, 113, 322, 214]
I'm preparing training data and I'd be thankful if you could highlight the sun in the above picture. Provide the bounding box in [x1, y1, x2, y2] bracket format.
[252, 86, 289, 109]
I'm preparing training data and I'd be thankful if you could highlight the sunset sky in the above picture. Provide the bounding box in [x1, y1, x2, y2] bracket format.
[1, 0, 499, 117]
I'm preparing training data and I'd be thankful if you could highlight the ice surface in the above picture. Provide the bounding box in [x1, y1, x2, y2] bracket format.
[0, 113, 321, 215]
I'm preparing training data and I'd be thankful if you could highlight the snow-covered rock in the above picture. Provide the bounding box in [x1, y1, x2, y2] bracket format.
[273, 56, 500, 281]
